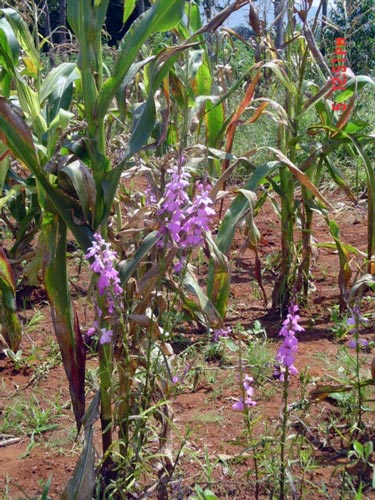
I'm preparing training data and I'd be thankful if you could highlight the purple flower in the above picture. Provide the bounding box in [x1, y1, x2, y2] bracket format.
[171, 363, 191, 385]
[156, 163, 214, 254]
[347, 307, 369, 333]
[347, 307, 369, 349]
[348, 338, 369, 349]
[212, 327, 231, 342]
[85, 233, 123, 341]
[99, 327, 113, 344]
[275, 302, 303, 380]
[232, 372, 256, 410]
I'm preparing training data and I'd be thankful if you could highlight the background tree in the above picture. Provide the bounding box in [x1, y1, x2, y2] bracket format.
[274, 0, 286, 49]
[324, 0, 375, 74]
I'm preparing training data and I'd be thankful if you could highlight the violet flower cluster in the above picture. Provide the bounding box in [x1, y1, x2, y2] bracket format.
[212, 327, 231, 342]
[347, 307, 369, 349]
[157, 164, 215, 257]
[84, 233, 123, 344]
[232, 373, 256, 411]
[274, 302, 304, 381]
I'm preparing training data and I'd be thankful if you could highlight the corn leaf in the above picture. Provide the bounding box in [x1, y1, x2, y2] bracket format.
[42, 214, 86, 430]
[265, 147, 332, 209]
[0, 246, 21, 351]
[182, 265, 223, 328]
[61, 392, 99, 500]
[118, 231, 160, 284]
[96, 0, 185, 121]
[0, 17, 19, 66]
[0, 8, 39, 74]
[40, 62, 79, 123]
[216, 163, 275, 255]
[206, 233, 231, 319]
[326, 219, 352, 308]
[0, 98, 93, 250]
[123, 0, 136, 24]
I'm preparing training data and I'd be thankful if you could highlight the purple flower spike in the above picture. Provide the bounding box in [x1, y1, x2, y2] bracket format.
[85, 233, 123, 342]
[348, 338, 369, 349]
[275, 302, 303, 380]
[156, 163, 214, 254]
[232, 371, 256, 410]
[347, 307, 369, 349]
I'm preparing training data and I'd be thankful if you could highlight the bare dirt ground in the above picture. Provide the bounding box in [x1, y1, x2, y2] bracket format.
[1, 188, 375, 499]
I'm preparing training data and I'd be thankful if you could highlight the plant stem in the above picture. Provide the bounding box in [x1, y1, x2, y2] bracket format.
[280, 367, 289, 500]
[98, 341, 113, 467]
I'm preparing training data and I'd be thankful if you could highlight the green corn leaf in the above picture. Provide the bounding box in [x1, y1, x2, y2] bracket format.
[118, 231, 160, 284]
[206, 233, 231, 319]
[216, 163, 275, 255]
[263, 60, 297, 95]
[123, 0, 136, 24]
[42, 214, 86, 430]
[0, 246, 21, 351]
[128, 95, 156, 157]
[96, 0, 185, 121]
[127, 43, 191, 157]
[0, 8, 39, 75]
[0, 184, 23, 210]
[59, 159, 97, 226]
[350, 140, 375, 267]
[327, 219, 352, 307]
[0, 141, 10, 193]
[184, 1, 203, 33]
[323, 156, 356, 203]
[183, 265, 222, 328]
[205, 99, 224, 148]
[40, 62, 79, 123]
[0, 247, 16, 308]
[0, 17, 19, 66]
[0, 98, 93, 251]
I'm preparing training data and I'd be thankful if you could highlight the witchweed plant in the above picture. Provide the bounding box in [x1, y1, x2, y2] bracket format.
[274, 301, 304, 500]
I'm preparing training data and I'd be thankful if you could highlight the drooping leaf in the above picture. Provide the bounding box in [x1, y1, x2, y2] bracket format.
[0, 246, 21, 351]
[182, 265, 223, 328]
[206, 233, 231, 318]
[40, 62, 79, 123]
[61, 392, 99, 500]
[326, 219, 352, 309]
[0, 8, 39, 74]
[265, 147, 332, 208]
[0, 17, 19, 66]
[221, 71, 261, 180]
[42, 214, 86, 430]
[349, 140, 375, 269]
[59, 159, 97, 226]
[118, 231, 160, 284]
[0, 98, 93, 251]
[349, 274, 375, 304]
